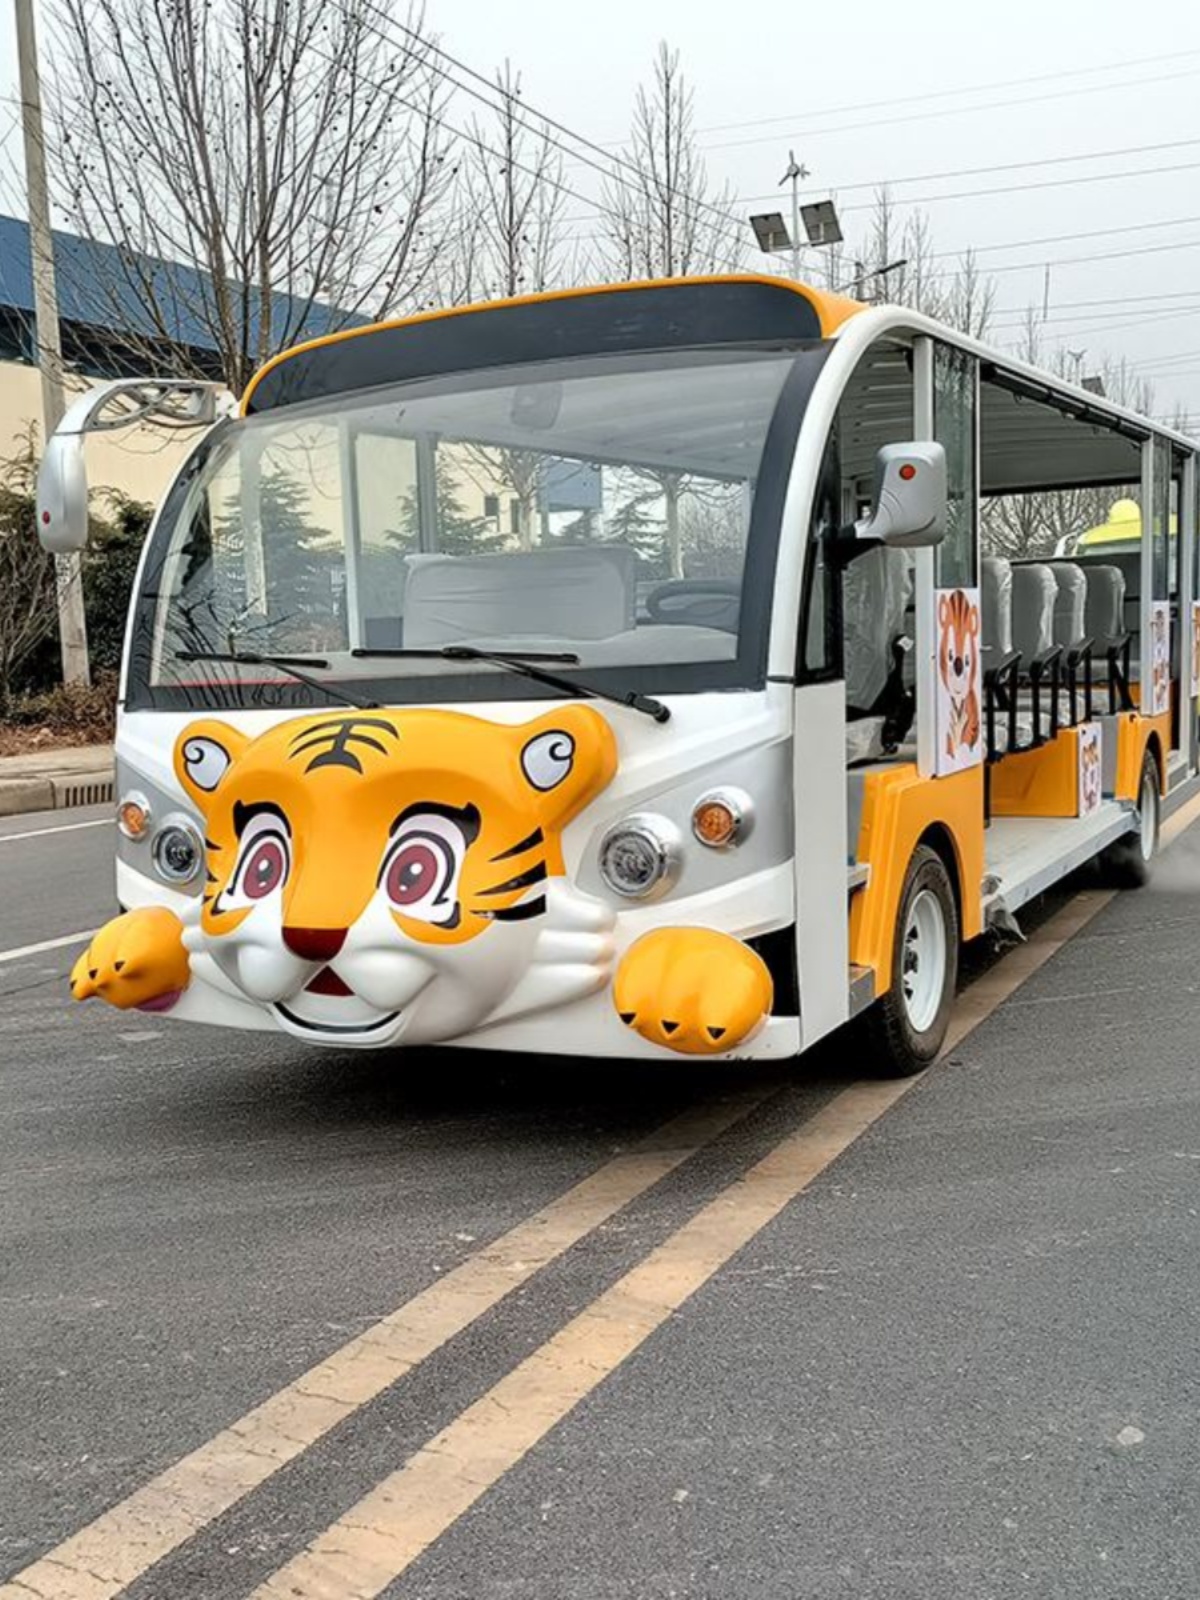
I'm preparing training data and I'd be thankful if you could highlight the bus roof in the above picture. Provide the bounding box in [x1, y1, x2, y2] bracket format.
[240, 275, 865, 415]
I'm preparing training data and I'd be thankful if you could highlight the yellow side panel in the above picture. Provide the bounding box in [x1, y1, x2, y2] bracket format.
[1114, 710, 1171, 800]
[990, 729, 1080, 819]
[849, 764, 985, 990]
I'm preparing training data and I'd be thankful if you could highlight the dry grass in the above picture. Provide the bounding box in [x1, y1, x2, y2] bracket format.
[0, 673, 118, 757]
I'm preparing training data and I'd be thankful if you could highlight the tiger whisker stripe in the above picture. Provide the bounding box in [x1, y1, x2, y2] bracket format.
[489, 827, 544, 863]
[480, 861, 548, 897]
[474, 895, 547, 922]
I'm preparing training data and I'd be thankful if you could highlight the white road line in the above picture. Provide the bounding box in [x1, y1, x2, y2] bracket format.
[0, 930, 95, 967]
[0, 819, 111, 843]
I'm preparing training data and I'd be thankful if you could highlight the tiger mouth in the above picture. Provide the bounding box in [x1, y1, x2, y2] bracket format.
[273, 1000, 401, 1037]
[274, 968, 400, 1036]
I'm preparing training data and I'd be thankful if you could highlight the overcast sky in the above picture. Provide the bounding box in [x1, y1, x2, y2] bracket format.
[3, 0, 1198, 422]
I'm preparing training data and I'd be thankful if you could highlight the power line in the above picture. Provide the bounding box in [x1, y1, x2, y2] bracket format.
[373, 6, 762, 260]
[993, 289, 1200, 317]
[694, 47, 1200, 138]
[737, 137, 1200, 208]
[699, 65, 1200, 154]
[925, 212, 1200, 263]
[834, 157, 1200, 216]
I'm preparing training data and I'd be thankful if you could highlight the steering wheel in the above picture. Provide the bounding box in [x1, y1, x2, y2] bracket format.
[645, 580, 741, 632]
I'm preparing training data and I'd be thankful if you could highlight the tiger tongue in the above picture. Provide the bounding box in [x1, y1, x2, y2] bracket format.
[305, 967, 354, 997]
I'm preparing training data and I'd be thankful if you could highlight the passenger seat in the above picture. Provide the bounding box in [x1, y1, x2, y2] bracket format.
[1080, 563, 1134, 712]
[981, 555, 1029, 755]
[1012, 563, 1062, 742]
[1047, 562, 1093, 724]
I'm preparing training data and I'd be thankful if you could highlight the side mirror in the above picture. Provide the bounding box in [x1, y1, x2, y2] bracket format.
[36, 378, 230, 554]
[37, 428, 90, 553]
[853, 441, 947, 549]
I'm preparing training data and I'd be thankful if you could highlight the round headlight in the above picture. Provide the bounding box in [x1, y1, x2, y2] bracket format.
[117, 791, 152, 840]
[598, 814, 680, 899]
[151, 816, 204, 884]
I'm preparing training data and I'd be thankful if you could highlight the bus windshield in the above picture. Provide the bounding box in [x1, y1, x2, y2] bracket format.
[126, 348, 806, 711]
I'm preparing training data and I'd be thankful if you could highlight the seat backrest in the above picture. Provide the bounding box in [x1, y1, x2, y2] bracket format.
[1047, 561, 1087, 647]
[981, 555, 1013, 655]
[842, 545, 912, 714]
[1082, 562, 1125, 641]
[1011, 563, 1056, 660]
[401, 544, 636, 647]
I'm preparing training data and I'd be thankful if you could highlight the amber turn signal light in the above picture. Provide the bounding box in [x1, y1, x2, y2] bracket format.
[116, 792, 152, 840]
[692, 790, 750, 849]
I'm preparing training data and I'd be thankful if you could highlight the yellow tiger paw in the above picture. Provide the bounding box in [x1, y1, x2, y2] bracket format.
[613, 927, 773, 1055]
[70, 907, 190, 1012]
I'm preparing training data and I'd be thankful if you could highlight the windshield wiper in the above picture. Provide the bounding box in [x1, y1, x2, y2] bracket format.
[175, 650, 380, 710]
[350, 645, 671, 723]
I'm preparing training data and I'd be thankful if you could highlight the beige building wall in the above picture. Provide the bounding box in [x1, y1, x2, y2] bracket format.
[0, 359, 197, 511]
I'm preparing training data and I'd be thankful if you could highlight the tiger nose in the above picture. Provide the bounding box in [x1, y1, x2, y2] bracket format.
[282, 926, 347, 962]
[954, 655, 963, 674]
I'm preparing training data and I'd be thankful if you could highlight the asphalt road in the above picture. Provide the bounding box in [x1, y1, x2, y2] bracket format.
[2, 801, 1199, 1598]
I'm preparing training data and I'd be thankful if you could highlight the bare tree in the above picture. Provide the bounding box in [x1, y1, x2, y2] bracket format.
[844, 190, 996, 338]
[48, 0, 457, 395]
[459, 62, 571, 300]
[981, 312, 1151, 558]
[597, 42, 744, 280]
[0, 428, 56, 711]
[435, 62, 577, 532]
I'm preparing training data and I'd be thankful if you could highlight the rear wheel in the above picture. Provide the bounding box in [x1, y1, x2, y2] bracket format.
[1102, 747, 1160, 888]
[862, 844, 959, 1078]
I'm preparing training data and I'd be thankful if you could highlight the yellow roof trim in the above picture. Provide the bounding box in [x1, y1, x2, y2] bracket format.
[240, 274, 866, 414]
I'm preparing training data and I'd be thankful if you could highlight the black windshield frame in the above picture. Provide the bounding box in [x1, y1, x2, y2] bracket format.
[124, 343, 832, 714]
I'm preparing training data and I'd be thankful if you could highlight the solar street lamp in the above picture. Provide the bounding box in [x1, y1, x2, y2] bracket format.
[749, 165, 844, 285]
[800, 199, 843, 247]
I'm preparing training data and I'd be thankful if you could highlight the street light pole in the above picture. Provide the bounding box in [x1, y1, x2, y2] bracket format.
[780, 150, 809, 282]
[15, 0, 90, 687]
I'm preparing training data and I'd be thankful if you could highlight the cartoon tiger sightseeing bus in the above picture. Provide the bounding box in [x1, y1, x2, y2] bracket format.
[37, 276, 1200, 1074]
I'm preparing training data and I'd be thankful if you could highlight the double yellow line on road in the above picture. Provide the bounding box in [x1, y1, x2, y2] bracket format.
[0, 1090, 770, 1600]
[8, 800, 1199, 1600]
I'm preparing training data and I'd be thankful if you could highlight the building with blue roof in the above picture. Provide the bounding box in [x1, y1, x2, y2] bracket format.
[0, 213, 353, 379]
[0, 214, 356, 504]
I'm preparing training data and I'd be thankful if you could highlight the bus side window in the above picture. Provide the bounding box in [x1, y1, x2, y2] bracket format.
[800, 433, 841, 679]
[933, 343, 978, 588]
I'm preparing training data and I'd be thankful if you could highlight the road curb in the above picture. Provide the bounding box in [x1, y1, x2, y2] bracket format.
[0, 766, 115, 817]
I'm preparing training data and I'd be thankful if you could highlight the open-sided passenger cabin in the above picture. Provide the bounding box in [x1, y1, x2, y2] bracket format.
[834, 332, 1184, 924]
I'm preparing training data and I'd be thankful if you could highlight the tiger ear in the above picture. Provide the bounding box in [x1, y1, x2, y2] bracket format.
[516, 705, 618, 829]
[174, 721, 250, 813]
[938, 594, 951, 626]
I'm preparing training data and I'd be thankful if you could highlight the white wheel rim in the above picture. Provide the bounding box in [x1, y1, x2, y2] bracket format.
[901, 888, 947, 1035]
[1139, 769, 1158, 861]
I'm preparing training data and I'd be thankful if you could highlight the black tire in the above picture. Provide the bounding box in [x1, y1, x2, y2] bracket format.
[1101, 746, 1160, 888]
[861, 844, 959, 1078]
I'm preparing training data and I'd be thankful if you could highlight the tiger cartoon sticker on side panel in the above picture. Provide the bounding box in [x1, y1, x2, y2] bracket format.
[935, 587, 982, 776]
[71, 706, 774, 1055]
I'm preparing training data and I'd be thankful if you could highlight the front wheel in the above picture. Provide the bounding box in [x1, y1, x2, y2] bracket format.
[862, 844, 959, 1078]
[1102, 747, 1160, 888]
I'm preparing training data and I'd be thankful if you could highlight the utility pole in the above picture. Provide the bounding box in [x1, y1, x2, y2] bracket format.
[15, 0, 90, 686]
[779, 150, 809, 282]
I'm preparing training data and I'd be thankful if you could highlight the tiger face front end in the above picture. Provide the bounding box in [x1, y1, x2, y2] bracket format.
[84, 700, 786, 1059]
